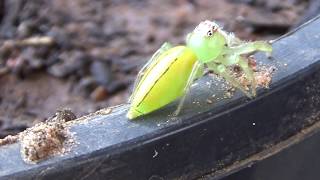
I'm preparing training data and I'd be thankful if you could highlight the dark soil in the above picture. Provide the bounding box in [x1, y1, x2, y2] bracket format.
[0, 0, 310, 138]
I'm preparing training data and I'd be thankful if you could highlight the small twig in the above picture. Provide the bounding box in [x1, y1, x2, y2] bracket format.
[2, 36, 55, 48]
[18, 36, 55, 46]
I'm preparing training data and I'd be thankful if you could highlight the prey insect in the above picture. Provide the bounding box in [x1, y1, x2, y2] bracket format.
[127, 20, 272, 119]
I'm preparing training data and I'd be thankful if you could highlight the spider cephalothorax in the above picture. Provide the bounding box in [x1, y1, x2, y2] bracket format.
[186, 20, 226, 62]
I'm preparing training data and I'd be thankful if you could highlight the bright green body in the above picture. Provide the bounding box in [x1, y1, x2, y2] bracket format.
[127, 20, 272, 119]
[127, 46, 197, 119]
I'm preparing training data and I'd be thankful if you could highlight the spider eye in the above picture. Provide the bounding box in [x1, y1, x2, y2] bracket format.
[207, 30, 213, 37]
[212, 26, 218, 31]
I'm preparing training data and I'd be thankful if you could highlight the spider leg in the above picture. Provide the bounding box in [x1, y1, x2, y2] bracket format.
[173, 61, 203, 116]
[128, 42, 172, 103]
[221, 54, 257, 96]
[238, 56, 257, 96]
[227, 41, 272, 55]
[207, 62, 252, 98]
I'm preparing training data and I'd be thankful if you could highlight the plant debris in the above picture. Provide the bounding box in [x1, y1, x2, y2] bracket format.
[234, 65, 274, 90]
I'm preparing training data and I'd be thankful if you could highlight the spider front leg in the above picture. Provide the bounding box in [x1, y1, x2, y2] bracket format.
[129, 42, 172, 103]
[207, 62, 252, 98]
[227, 41, 272, 56]
[221, 41, 272, 97]
[173, 61, 204, 116]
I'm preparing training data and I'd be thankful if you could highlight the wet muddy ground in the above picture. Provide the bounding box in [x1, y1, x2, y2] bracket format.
[0, 0, 312, 138]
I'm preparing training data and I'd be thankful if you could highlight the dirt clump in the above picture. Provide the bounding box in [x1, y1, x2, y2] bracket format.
[0, 109, 76, 163]
[19, 120, 67, 163]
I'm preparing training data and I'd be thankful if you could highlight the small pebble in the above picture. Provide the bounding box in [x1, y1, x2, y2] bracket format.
[90, 86, 109, 101]
[48, 51, 89, 78]
[17, 21, 36, 38]
[52, 109, 77, 122]
[0, 67, 9, 76]
[206, 99, 213, 104]
[46, 26, 71, 49]
[96, 108, 112, 115]
[90, 60, 112, 86]
[75, 77, 97, 97]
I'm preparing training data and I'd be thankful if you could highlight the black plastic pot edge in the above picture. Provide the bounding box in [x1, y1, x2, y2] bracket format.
[206, 115, 320, 180]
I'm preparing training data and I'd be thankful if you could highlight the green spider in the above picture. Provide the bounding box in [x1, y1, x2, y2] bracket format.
[127, 20, 272, 119]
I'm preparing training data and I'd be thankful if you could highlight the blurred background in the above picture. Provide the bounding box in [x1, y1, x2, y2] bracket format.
[0, 0, 316, 138]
